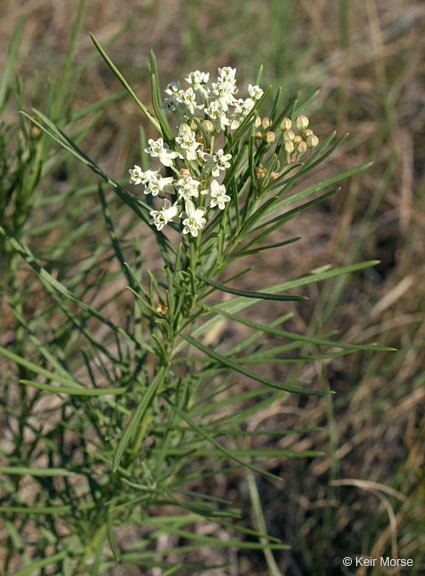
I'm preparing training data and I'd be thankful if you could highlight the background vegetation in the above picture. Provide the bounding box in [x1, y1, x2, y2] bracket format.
[0, 0, 424, 574]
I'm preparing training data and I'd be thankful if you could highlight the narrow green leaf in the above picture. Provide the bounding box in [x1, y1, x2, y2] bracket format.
[182, 335, 326, 396]
[0, 226, 137, 344]
[161, 565, 183, 576]
[11, 552, 68, 576]
[0, 466, 77, 477]
[153, 447, 323, 458]
[19, 380, 126, 397]
[234, 236, 301, 257]
[246, 189, 339, 246]
[174, 260, 391, 357]
[89, 33, 161, 132]
[261, 162, 373, 221]
[0, 502, 95, 515]
[205, 302, 392, 352]
[149, 49, 173, 142]
[165, 399, 283, 481]
[0, 345, 79, 387]
[98, 184, 134, 287]
[113, 368, 167, 471]
[198, 275, 307, 302]
[152, 526, 289, 551]
[107, 505, 119, 561]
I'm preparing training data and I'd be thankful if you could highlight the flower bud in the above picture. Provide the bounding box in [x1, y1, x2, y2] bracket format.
[254, 116, 262, 128]
[202, 119, 214, 133]
[255, 166, 267, 179]
[284, 140, 295, 154]
[31, 114, 41, 138]
[303, 128, 314, 138]
[270, 171, 280, 181]
[297, 141, 307, 154]
[180, 168, 191, 177]
[255, 131, 263, 140]
[156, 303, 168, 315]
[178, 123, 191, 135]
[280, 117, 292, 130]
[265, 131, 276, 143]
[261, 117, 271, 129]
[295, 115, 309, 131]
[307, 134, 319, 148]
[293, 135, 302, 144]
[283, 129, 295, 141]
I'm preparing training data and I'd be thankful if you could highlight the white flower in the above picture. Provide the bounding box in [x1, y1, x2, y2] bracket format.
[182, 200, 207, 237]
[145, 138, 181, 168]
[176, 176, 201, 201]
[165, 81, 180, 96]
[149, 199, 180, 231]
[201, 149, 232, 178]
[129, 165, 158, 185]
[162, 97, 177, 112]
[218, 67, 237, 83]
[186, 70, 210, 85]
[229, 97, 255, 129]
[186, 70, 211, 100]
[205, 99, 230, 132]
[176, 87, 201, 116]
[209, 180, 231, 210]
[144, 174, 175, 197]
[212, 82, 237, 106]
[129, 168, 174, 196]
[211, 67, 238, 105]
[175, 124, 201, 161]
[248, 84, 264, 100]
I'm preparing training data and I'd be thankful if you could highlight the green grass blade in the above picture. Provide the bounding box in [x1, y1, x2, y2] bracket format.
[51, 0, 86, 120]
[0, 15, 24, 111]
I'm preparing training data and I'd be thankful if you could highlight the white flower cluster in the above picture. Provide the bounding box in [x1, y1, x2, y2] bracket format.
[129, 67, 262, 237]
[163, 66, 263, 131]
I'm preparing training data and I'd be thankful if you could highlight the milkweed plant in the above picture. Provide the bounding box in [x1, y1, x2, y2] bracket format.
[0, 26, 388, 576]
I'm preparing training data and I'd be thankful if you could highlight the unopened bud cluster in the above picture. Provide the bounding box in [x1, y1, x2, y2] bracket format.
[254, 116, 276, 145]
[280, 115, 319, 163]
